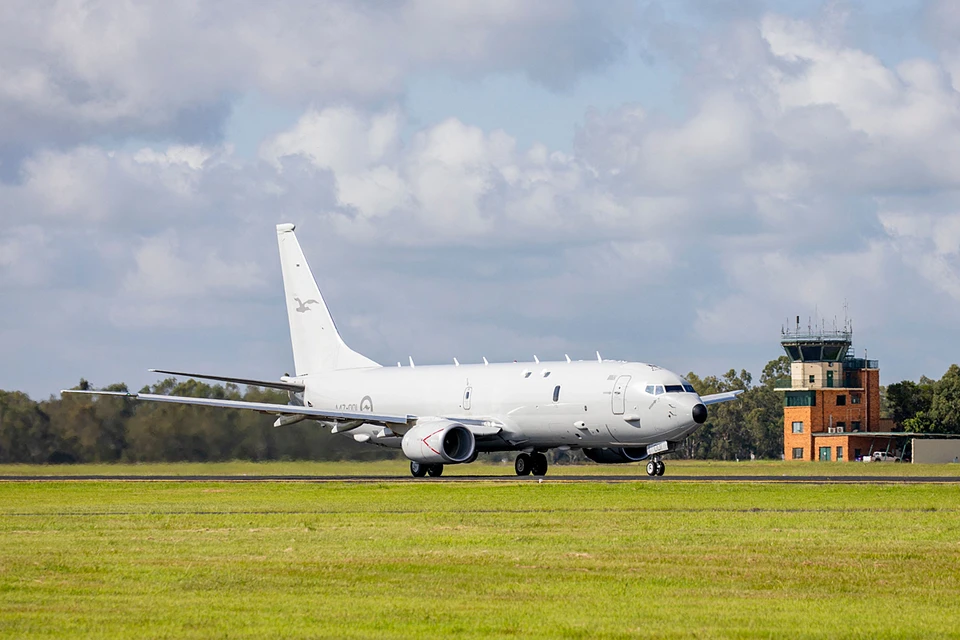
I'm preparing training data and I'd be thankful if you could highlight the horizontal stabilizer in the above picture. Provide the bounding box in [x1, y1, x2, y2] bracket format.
[149, 369, 305, 392]
[61, 389, 412, 427]
[701, 390, 744, 405]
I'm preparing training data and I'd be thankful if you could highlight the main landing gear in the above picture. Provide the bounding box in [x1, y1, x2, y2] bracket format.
[410, 461, 444, 478]
[515, 452, 548, 477]
[645, 458, 665, 477]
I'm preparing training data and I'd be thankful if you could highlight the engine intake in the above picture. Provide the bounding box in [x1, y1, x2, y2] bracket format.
[583, 447, 649, 464]
[401, 420, 475, 464]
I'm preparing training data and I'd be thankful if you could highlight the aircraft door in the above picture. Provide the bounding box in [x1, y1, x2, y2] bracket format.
[463, 386, 472, 411]
[611, 376, 631, 415]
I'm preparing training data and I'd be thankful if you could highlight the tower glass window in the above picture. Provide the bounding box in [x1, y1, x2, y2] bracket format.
[785, 391, 816, 407]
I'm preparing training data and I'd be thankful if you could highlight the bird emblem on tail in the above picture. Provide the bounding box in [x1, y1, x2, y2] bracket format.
[294, 297, 319, 313]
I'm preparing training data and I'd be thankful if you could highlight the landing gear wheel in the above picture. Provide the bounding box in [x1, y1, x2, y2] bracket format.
[655, 461, 665, 476]
[515, 453, 532, 476]
[427, 464, 444, 478]
[646, 461, 657, 477]
[531, 452, 548, 477]
[410, 461, 427, 478]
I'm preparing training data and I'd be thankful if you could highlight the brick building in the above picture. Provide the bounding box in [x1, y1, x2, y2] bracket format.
[778, 324, 895, 462]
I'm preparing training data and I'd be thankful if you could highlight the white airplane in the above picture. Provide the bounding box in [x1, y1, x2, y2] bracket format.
[65, 224, 742, 478]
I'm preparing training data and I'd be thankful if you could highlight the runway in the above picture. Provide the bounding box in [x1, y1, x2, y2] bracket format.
[2, 474, 959, 483]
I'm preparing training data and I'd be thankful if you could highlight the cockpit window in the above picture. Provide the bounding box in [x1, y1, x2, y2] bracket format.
[683, 384, 696, 393]
[645, 385, 655, 394]
[665, 384, 684, 393]
[655, 385, 664, 395]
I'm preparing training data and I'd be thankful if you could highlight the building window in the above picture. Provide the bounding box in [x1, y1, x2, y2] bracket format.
[836, 446, 844, 461]
[809, 374, 815, 384]
[792, 448, 804, 459]
[785, 391, 816, 407]
[792, 421, 804, 433]
[854, 448, 861, 460]
[852, 421, 861, 431]
[851, 394, 861, 405]
[819, 447, 832, 461]
[836, 395, 846, 406]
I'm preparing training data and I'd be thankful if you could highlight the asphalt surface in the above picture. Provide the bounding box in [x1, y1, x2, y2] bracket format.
[2, 474, 959, 483]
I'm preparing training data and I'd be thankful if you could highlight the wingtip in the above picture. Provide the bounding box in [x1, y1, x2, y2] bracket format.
[276, 223, 296, 233]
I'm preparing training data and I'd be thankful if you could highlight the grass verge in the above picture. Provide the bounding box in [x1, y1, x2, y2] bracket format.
[1, 481, 958, 638]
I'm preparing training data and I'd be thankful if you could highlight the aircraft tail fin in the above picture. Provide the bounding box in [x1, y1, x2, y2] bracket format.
[276, 223, 380, 375]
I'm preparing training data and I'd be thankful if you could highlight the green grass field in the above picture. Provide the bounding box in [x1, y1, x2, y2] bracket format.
[1, 478, 958, 638]
[2, 458, 960, 477]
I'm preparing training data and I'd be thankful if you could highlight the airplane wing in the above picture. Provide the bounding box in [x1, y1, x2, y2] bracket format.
[148, 369, 304, 392]
[700, 390, 745, 405]
[61, 389, 412, 427]
[61, 390, 503, 438]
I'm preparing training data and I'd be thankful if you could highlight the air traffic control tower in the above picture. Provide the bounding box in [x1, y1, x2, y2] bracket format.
[778, 320, 891, 462]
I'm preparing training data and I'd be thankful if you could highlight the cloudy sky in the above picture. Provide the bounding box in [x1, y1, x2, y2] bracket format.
[2, 0, 960, 398]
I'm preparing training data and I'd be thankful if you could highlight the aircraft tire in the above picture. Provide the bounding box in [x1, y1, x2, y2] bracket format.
[427, 464, 444, 478]
[410, 461, 428, 478]
[656, 461, 665, 476]
[531, 453, 548, 476]
[515, 453, 532, 476]
[645, 461, 657, 477]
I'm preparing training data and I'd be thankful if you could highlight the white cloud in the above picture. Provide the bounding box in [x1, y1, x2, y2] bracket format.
[0, 225, 50, 286]
[7, 5, 960, 396]
[0, 0, 634, 147]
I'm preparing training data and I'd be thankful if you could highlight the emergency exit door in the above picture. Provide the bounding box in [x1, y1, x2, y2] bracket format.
[611, 376, 631, 415]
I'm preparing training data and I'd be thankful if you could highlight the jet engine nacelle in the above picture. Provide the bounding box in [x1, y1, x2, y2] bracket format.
[401, 420, 475, 464]
[583, 447, 648, 464]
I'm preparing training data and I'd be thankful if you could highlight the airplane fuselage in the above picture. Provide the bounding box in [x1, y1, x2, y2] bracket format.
[300, 360, 705, 452]
[66, 223, 736, 478]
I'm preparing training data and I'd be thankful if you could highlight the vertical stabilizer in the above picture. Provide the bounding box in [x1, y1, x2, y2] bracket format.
[276, 224, 380, 375]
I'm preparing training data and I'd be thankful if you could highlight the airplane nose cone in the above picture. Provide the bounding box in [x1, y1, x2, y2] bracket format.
[692, 403, 707, 424]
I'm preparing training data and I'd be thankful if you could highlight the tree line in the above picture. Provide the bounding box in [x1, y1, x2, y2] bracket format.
[0, 378, 393, 464]
[885, 364, 960, 434]
[2, 357, 957, 465]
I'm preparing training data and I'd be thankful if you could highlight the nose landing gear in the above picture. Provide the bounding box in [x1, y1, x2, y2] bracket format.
[645, 458, 665, 477]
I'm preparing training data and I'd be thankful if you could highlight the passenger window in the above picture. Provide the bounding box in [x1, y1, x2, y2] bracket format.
[553, 385, 560, 402]
[645, 385, 655, 394]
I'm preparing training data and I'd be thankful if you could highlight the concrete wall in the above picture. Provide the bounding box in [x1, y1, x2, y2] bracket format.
[912, 439, 960, 464]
